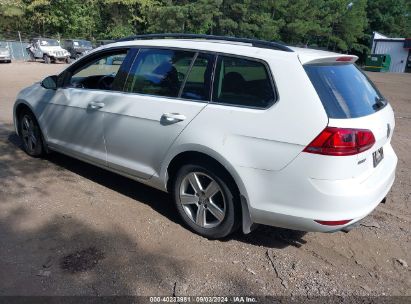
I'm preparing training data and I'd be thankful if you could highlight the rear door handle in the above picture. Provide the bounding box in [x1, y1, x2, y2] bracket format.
[161, 113, 186, 124]
[88, 101, 105, 109]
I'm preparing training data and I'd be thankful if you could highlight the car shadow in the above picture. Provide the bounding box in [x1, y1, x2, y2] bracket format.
[8, 131, 307, 249]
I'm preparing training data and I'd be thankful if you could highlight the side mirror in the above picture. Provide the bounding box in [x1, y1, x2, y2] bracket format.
[41, 75, 58, 90]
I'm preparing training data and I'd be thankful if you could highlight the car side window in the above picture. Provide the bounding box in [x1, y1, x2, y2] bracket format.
[69, 50, 130, 91]
[212, 56, 275, 108]
[125, 48, 195, 98]
[181, 53, 215, 101]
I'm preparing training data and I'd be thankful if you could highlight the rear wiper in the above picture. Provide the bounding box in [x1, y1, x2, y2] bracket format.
[372, 98, 386, 110]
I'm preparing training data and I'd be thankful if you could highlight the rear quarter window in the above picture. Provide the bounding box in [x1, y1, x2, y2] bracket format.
[212, 56, 275, 108]
[304, 64, 387, 118]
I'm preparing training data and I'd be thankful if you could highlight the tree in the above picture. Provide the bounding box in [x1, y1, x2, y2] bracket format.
[212, 0, 283, 40]
[0, 0, 25, 37]
[0, 0, 408, 60]
[102, 0, 154, 38]
[144, 0, 221, 34]
[327, 0, 368, 52]
[367, 0, 411, 38]
[276, 0, 331, 46]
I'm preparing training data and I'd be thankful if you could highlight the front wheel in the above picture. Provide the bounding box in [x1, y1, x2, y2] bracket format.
[173, 163, 239, 239]
[27, 49, 35, 61]
[43, 54, 50, 64]
[19, 110, 45, 157]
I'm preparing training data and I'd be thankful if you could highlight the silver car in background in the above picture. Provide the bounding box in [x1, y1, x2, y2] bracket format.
[0, 43, 11, 63]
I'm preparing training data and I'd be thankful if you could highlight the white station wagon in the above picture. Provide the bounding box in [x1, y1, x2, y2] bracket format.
[13, 34, 397, 239]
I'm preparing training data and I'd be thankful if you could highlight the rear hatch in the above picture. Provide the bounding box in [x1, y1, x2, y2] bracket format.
[302, 56, 395, 180]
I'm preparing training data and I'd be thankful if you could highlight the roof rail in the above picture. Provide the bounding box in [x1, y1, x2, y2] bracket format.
[116, 33, 294, 52]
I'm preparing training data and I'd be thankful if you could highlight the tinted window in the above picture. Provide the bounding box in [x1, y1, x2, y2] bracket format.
[212, 56, 274, 108]
[181, 53, 215, 101]
[126, 48, 195, 98]
[74, 54, 127, 78]
[39, 39, 59, 46]
[304, 64, 387, 118]
[69, 50, 130, 91]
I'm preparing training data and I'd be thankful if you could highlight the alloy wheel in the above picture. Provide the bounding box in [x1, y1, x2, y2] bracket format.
[21, 115, 38, 154]
[178, 172, 226, 229]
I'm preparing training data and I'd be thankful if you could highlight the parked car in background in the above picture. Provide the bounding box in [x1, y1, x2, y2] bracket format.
[0, 42, 11, 63]
[26, 38, 71, 64]
[13, 34, 397, 239]
[64, 39, 93, 59]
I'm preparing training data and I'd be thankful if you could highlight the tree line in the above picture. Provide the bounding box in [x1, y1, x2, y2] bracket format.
[1, 0, 410, 56]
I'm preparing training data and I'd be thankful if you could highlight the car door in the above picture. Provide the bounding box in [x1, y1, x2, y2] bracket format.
[40, 48, 134, 166]
[102, 48, 215, 179]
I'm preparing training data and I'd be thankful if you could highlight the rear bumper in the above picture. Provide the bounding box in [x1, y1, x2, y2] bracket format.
[239, 144, 397, 232]
[0, 56, 11, 61]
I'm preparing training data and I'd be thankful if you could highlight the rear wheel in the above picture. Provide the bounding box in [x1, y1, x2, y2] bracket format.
[19, 110, 45, 157]
[173, 163, 239, 239]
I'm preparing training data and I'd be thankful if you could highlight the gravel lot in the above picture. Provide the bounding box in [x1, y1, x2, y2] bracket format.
[0, 62, 410, 297]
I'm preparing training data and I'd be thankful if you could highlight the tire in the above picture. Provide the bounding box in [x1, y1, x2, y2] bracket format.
[27, 50, 35, 61]
[18, 110, 45, 157]
[43, 54, 50, 64]
[66, 57, 72, 64]
[173, 163, 239, 239]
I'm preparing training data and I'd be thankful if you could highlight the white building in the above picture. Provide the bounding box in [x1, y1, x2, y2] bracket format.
[371, 31, 411, 73]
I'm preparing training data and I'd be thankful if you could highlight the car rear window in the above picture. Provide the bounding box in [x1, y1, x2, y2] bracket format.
[304, 64, 387, 118]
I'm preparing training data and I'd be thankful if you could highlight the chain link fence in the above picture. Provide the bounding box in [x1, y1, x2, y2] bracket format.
[0, 30, 114, 61]
[0, 40, 29, 60]
[0, 30, 68, 61]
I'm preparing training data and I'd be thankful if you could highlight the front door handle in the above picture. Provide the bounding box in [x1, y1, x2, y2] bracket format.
[161, 113, 186, 124]
[88, 101, 105, 109]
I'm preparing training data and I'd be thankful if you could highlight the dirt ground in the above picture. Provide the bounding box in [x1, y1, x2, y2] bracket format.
[0, 62, 410, 297]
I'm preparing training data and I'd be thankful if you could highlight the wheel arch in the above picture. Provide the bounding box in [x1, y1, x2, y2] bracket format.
[14, 101, 49, 153]
[14, 101, 35, 136]
[164, 147, 254, 234]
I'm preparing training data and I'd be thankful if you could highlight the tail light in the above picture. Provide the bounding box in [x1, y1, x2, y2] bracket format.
[336, 56, 354, 62]
[304, 127, 375, 156]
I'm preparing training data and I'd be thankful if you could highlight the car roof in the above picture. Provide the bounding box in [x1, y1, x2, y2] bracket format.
[32, 37, 58, 41]
[96, 39, 358, 64]
[99, 39, 293, 59]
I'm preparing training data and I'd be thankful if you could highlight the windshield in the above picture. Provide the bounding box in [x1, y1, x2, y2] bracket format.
[304, 64, 387, 119]
[74, 40, 92, 48]
[39, 39, 60, 46]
